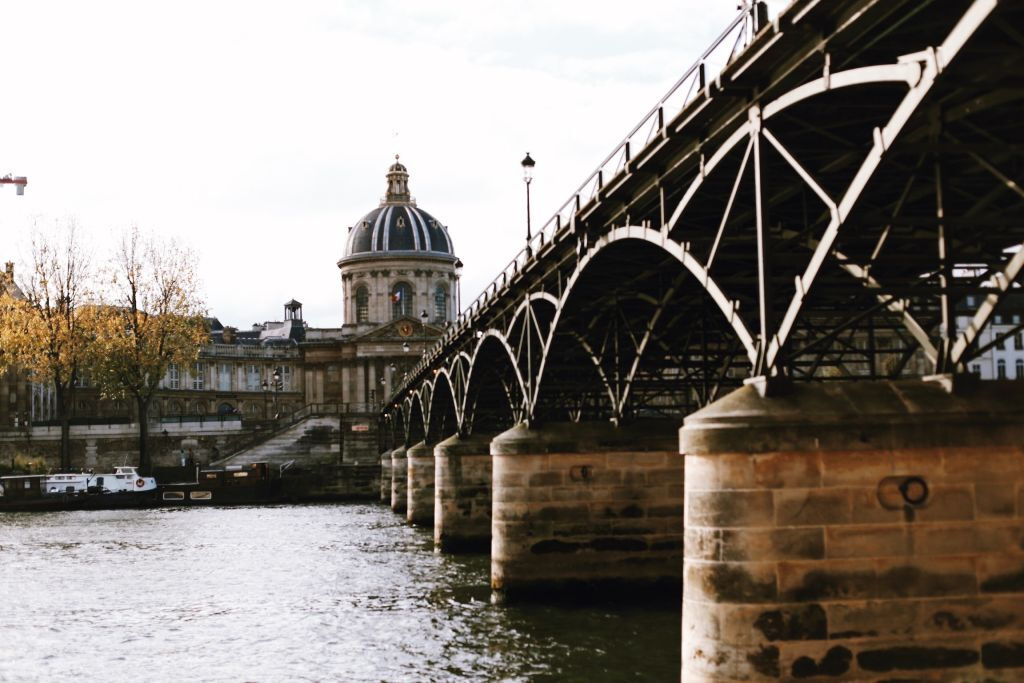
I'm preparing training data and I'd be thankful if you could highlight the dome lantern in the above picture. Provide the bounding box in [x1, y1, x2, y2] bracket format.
[384, 155, 412, 205]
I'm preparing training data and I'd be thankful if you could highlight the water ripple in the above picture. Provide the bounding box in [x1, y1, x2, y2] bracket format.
[0, 504, 678, 682]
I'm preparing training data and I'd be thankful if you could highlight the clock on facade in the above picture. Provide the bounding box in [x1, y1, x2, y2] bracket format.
[397, 322, 414, 337]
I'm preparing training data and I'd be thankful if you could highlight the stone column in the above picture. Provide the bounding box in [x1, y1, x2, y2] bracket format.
[390, 446, 407, 514]
[435, 432, 493, 553]
[406, 440, 435, 526]
[380, 450, 393, 503]
[490, 421, 683, 601]
[680, 377, 1024, 681]
[84, 439, 98, 468]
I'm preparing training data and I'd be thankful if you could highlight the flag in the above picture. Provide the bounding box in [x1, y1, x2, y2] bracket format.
[392, 290, 402, 303]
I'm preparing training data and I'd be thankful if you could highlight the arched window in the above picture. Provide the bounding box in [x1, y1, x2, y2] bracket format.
[391, 282, 412, 319]
[1016, 359, 1023, 380]
[434, 283, 448, 322]
[355, 285, 369, 323]
[997, 359, 1007, 379]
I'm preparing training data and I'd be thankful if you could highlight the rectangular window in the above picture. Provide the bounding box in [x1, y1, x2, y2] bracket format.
[1016, 334, 1023, 351]
[994, 314, 1004, 324]
[246, 364, 260, 391]
[282, 366, 292, 391]
[971, 364, 981, 376]
[192, 363, 205, 390]
[966, 295, 976, 307]
[219, 363, 231, 391]
[996, 336, 1005, 350]
[997, 360, 1007, 379]
[168, 364, 180, 390]
[1017, 360, 1024, 380]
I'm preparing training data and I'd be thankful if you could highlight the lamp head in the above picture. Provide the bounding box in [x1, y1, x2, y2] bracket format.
[521, 152, 535, 182]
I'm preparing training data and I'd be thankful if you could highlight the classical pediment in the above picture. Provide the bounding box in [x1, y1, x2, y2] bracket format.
[356, 317, 443, 341]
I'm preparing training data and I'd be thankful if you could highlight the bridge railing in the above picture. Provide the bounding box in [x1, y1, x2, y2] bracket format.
[391, 4, 768, 404]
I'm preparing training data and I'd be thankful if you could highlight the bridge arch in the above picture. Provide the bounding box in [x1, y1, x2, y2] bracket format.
[461, 331, 526, 435]
[403, 391, 426, 446]
[532, 230, 753, 422]
[424, 370, 458, 443]
[659, 51, 987, 374]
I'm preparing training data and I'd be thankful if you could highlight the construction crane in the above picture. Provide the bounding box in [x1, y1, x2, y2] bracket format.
[0, 174, 27, 195]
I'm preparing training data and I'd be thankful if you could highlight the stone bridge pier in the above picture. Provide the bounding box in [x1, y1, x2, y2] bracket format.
[680, 378, 1024, 681]
[389, 446, 407, 514]
[406, 440, 436, 526]
[490, 421, 684, 601]
[379, 450, 392, 503]
[434, 432, 494, 553]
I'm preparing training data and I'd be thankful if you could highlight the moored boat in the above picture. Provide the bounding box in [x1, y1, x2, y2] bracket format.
[157, 462, 282, 506]
[0, 466, 158, 512]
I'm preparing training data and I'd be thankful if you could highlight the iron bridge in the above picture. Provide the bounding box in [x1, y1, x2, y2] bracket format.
[383, 0, 1024, 447]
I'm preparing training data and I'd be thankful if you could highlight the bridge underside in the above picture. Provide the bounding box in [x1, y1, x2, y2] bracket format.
[383, 0, 1024, 439]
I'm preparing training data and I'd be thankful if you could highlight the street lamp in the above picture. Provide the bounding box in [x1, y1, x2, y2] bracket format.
[261, 379, 269, 420]
[271, 367, 282, 418]
[402, 341, 410, 353]
[521, 153, 535, 256]
[454, 258, 464, 317]
[420, 309, 429, 357]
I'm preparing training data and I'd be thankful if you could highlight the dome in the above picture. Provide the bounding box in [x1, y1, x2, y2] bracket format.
[341, 157, 455, 260]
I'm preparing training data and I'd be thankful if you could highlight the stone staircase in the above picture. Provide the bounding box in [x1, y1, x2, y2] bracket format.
[214, 416, 341, 468]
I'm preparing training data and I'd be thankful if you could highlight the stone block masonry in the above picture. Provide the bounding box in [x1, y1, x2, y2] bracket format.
[434, 432, 493, 553]
[406, 440, 435, 526]
[490, 421, 683, 601]
[390, 446, 407, 514]
[680, 378, 1024, 681]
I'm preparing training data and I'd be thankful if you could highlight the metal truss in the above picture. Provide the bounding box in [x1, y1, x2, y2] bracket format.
[383, 0, 1024, 445]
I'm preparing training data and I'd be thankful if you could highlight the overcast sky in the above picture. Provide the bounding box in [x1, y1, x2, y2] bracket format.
[0, 0, 782, 328]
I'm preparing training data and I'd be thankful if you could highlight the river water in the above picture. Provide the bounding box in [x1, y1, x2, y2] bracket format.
[0, 504, 679, 682]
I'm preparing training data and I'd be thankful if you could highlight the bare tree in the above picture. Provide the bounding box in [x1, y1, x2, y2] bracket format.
[0, 221, 93, 470]
[91, 227, 207, 473]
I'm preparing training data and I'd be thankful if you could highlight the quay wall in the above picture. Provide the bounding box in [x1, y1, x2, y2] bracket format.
[0, 426, 252, 473]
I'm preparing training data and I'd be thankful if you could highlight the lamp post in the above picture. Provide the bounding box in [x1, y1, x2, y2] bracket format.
[271, 367, 282, 419]
[420, 309, 429, 357]
[453, 258, 463, 319]
[260, 379, 269, 421]
[521, 153, 535, 256]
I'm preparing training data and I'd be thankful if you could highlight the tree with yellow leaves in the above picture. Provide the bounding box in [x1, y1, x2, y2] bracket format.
[0, 222, 94, 470]
[90, 227, 208, 473]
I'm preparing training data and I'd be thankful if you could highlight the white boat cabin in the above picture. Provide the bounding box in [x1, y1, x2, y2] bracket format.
[44, 466, 157, 495]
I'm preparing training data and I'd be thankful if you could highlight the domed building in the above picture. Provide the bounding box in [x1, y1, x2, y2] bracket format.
[0, 158, 462, 470]
[338, 157, 461, 326]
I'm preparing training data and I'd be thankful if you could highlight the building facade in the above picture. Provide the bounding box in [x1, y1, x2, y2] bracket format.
[2, 158, 460, 467]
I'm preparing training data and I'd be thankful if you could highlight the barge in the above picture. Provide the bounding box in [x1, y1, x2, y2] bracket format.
[156, 462, 283, 506]
[0, 466, 158, 512]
